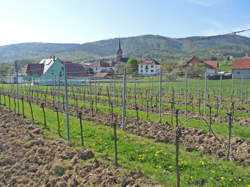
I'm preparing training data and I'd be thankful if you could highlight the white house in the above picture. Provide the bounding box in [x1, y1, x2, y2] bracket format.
[90, 60, 112, 73]
[138, 59, 160, 76]
[232, 53, 250, 79]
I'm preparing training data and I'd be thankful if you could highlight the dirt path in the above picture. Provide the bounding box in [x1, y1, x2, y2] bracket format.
[0, 106, 160, 187]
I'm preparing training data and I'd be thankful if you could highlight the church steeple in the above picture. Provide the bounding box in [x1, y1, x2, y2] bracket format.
[116, 38, 123, 62]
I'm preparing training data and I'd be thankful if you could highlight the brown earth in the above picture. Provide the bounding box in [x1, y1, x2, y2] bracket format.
[0, 106, 161, 187]
[2, 92, 250, 164]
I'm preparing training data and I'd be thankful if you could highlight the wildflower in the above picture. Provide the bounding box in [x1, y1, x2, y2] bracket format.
[190, 176, 193, 180]
[238, 178, 242, 182]
[164, 152, 167, 156]
[211, 170, 215, 174]
[220, 177, 224, 180]
[200, 161, 205, 166]
[159, 165, 162, 169]
[229, 179, 232, 182]
[169, 165, 173, 169]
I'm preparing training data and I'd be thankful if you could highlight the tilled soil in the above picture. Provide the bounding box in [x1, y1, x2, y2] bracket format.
[3, 93, 250, 164]
[0, 106, 160, 187]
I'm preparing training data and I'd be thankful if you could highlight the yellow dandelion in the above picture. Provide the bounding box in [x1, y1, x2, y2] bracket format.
[211, 170, 215, 174]
[221, 177, 224, 180]
[200, 161, 205, 166]
[229, 178, 232, 182]
[169, 165, 173, 169]
[164, 152, 167, 156]
[190, 176, 193, 180]
[238, 178, 242, 182]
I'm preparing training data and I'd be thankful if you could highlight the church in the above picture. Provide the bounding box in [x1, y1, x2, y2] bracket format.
[113, 39, 129, 73]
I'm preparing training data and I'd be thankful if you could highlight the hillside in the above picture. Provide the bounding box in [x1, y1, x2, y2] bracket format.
[0, 34, 250, 63]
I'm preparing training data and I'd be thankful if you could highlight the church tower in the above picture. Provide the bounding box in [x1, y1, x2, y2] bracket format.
[116, 39, 123, 63]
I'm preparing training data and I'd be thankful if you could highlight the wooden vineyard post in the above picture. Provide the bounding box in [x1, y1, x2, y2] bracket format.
[15, 61, 20, 114]
[136, 105, 140, 135]
[204, 72, 207, 115]
[219, 74, 222, 110]
[8, 94, 10, 112]
[208, 105, 212, 133]
[63, 95, 65, 112]
[122, 69, 127, 130]
[91, 100, 94, 117]
[29, 100, 34, 121]
[185, 71, 188, 118]
[21, 96, 25, 118]
[41, 103, 47, 129]
[226, 112, 232, 161]
[216, 96, 219, 116]
[175, 109, 181, 187]
[113, 118, 118, 167]
[55, 107, 61, 137]
[159, 70, 162, 123]
[63, 63, 70, 142]
[14, 96, 16, 114]
[146, 90, 149, 120]
[78, 111, 84, 146]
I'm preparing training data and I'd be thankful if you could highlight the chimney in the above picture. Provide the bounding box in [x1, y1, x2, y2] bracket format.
[246, 53, 249, 58]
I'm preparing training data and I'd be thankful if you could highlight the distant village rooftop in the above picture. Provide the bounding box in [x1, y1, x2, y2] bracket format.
[232, 53, 250, 69]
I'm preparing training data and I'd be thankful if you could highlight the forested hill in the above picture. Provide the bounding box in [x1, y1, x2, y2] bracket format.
[0, 34, 250, 63]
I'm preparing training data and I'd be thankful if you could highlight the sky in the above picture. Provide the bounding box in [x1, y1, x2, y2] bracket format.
[0, 0, 250, 46]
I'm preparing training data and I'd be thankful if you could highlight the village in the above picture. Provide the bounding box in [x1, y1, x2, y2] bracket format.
[5, 39, 248, 85]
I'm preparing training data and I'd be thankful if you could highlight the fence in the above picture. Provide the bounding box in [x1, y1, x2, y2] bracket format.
[0, 68, 249, 186]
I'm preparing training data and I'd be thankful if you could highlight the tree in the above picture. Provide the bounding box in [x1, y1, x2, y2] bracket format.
[161, 59, 179, 73]
[126, 58, 139, 73]
[191, 62, 207, 77]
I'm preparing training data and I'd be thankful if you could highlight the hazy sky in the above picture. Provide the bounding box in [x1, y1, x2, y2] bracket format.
[0, 0, 249, 46]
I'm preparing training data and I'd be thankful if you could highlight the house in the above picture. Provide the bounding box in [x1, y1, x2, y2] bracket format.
[138, 59, 160, 76]
[181, 56, 219, 75]
[90, 59, 112, 73]
[26, 56, 88, 85]
[232, 53, 250, 78]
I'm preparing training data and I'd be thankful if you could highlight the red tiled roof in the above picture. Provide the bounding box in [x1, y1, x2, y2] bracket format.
[204, 61, 218, 70]
[65, 62, 88, 77]
[141, 59, 160, 65]
[26, 64, 44, 74]
[91, 60, 110, 68]
[232, 58, 250, 69]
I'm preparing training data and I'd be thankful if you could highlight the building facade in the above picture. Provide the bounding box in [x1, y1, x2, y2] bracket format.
[26, 57, 88, 85]
[232, 53, 250, 79]
[138, 59, 160, 76]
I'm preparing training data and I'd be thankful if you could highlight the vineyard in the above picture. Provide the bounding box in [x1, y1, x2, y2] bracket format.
[0, 72, 250, 186]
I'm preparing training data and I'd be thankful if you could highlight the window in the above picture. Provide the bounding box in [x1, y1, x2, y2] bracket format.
[146, 70, 148, 72]
[141, 65, 143, 68]
[151, 65, 154, 68]
[146, 65, 148, 69]
[151, 70, 154, 72]
[141, 69, 143, 72]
